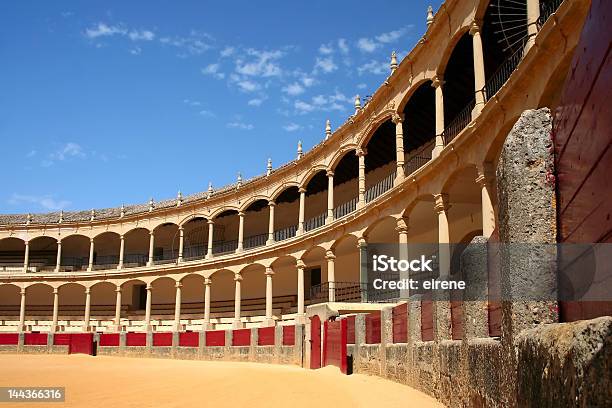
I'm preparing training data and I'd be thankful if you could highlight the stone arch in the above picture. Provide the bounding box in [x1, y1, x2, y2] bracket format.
[0, 237, 26, 271]
[298, 164, 328, 189]
[0, 283, 21, 308]
[436, 25, 472, 78]
[178, 213, 210, 227]
[363, 215, 398, 243]
[357, 111, 394, 149]
[397, 77, 436, 113]
[328, 144, 357, 170]
[270, 182, 300, 202]
[240, 195, 271, 213]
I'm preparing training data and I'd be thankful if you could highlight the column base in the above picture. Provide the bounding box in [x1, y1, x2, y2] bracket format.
[82, 325, 92, 332]
[235, 247, 243, 254]
[394, 173, 405, 186]
[432, 144, 444, 159]
[263, 318, 276, 327]
[202, 322, 213, 331]
[145, 324, 154, 332]
[117, 264, 123, 270]
[17, 325, 26, 333]
[146, 261, 153, 267]
[471, 103, 484, 119]
[177, 257, 183, 263]
[205, 254, 213, 260]
[113, 325, 123, 333]
[266, 238, 275, 246]
[232, 319, 244, 329]
[325, 216, 334, 225]
[357, 200, 365, 210]
[295, 314, 307, 325]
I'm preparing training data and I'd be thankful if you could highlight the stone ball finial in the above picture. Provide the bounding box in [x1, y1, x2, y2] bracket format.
[354, 94, 361, 113]
[120, 204, 125, 218]
[237, 172, 242, 188]
[267, 158, 273, 176]
[207, 182, 214, 199]
[297, 140, 303, 160]
[149, 198, 154, 212]
[26, 213, 32, 225]
[58, 210, 64, 223]
[390, 50, 398, 72]
[427, 5, 434, 27]
[90, 208, 96, 222]
[325, 119, 332, 140]
[177, 190, 183, 206]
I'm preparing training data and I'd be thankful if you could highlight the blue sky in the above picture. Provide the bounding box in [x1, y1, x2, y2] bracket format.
[0, 1, 441, 214]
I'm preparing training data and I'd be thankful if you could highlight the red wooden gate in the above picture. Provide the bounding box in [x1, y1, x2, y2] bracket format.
[323, 319, 347, 374]
[310, 315, 321, 369]
[69, 333, 94, 355]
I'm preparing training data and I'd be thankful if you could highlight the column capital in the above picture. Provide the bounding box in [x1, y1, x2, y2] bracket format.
[120, 234, 125, 240]
[178, 226, 184, 232]
[234, 273, 243, 282]
[90, 237, 94, 243]
[207, 219, 214, 225]
[268, 200, 276, 207]
[20, 288, 26, 296]
[296, 259, 305, 269]
[175, 281, 183, 288]
[53, 288, 59, 295]
[298, 187, 307, 194]
[392, 112, 404, 124]
[238, 211, 245, 217]
[356, 147, 367, 157]
[326, 169, 335, 178]
[57, 239, 62, 245]
[204, 277, 212, 286]
[469, 20, 482, 36]
[431, 75, 445, 88]
[24, 240, 29, 245]
[434, 193, 450, 213]
[146, 283, 152, 291]
[395, 216, 409, 233]
[85, 287, 91, 294]
[265, 267, 275, 276]
[115, 286, 122, 293]
[357, 237, 367, 248]
[149, 230, 155, 236]
[325, 250, 336, 260]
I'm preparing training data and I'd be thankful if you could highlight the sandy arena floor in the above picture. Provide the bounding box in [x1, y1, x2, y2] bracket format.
[0, 354, 443, 408]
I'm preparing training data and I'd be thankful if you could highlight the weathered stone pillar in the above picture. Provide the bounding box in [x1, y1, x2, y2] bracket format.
[83, 287, 91, 332]
[118, 234, 125, 269]
[87, 238, 94, 271]
[526, 0, 541, 51]
[477, 163, 496, 238]
[18, 288, 26, 332]
[144, 283, 152, 331]
[353, 314, 366, 372]
[267, 201, 276, 245]
[325, 250, 336, 302]
[54, 239, 62, 272]
[114, 286, 122, 332]
[206, 220, 214, 259]
[173, 281, 182, 331]
[233, 273, 243, 328]
[396, 217, 410, 298]
[178, 227, 184, 262]
[434, 193, 451, 280]
[296, 260, 306, 322]
[392, 113, 405, 184]
[470, 21, 487, 116]
[381, 307, 394, 377]
[264, 267, 275, 326]
[249, 327, 258, 361]
[274, 325, 283, 364]
[357, 148, 367, 208]
[326, 170, 334, 223]
[236, 212, 245, 252]
[147, 231, 155, 266]
[203, 278, 211, 329]
[460, 236, 490, 339]
[51, 288, 59, 332]
[358, 238, 368, 302]
[297, 188, 306, 235]
[432, 76, 445, 158]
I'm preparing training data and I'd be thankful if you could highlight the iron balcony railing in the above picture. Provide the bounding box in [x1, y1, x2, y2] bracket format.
[365, 170, 396, 203]
[154, 250, 179, 265]
[538, 0, 563, 27]
[212, 240, 238, 255]
[333, 197, 358, 219]
[442, 99, 476, 145]
[274, 225, 297, 242]
[404, 141, 434, 176]
[183, 245, 206, 261]
[304, 213, 326, 232]
[484, 44, 525, 101]
[309, 281, 368, 304]
[59, 256, 88, 271]
[243, 233, 267, 249]
[92, 255, 119, 270]
[123, 253, 148, 267]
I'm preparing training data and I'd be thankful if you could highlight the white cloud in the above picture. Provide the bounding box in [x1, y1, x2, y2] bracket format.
[294, 100, 314, 113]
[227, 121, 254, 130]
[283, 123, 301, 132]
[248, 98, 265, 106]
[234, 78, 260, 92]
[376, 28, 407, 44]
[84, 23, 126, 39]
[183, 98, 201, 107]
[220, 46, 235, 57]
[356, 37, 379, 53]
[159, 31, 214, 56]
[25, 150, 37, 158]
[357, 59, 388, 75]
[201, 63, 225, 79]
[295, 90, 352, 114]
[314, 57, 337, 74]
[301, 76, 315, 87]
[338, 38, 349, 55]
[235, 48, 284, 77]
[199, 110, 215, 117]
[357, 83, 367, 89]
[357, 27, 411, 53]
[8, 194, 71, 211]
[128, 29, 155, 41]
[40, 142, 86, 167]
[319, 43, 334, 55]
[130, 46, 142, 55]
[282, 82, 305, 96]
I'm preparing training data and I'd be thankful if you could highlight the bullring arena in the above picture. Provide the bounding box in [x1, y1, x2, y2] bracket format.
[1, 0, 611, 407]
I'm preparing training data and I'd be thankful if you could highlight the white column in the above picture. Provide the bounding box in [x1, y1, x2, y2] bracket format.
[236, 212, 245, 252]
[118, 234, 125, 269]
[392, 113, 405, 184]
[18, 288, 26, 332]
[325, 250, 336, 302]
[264, 267, 275, 326]
[526, 0, 541, 51]
[432, 76, 445, 158]
[357, 148, 367, 208]
[470, 22, 486, 116]
[23, 241, 29, 273]
[396, 217, 410, 298]
[326, 170, 334, 223]
[51, 288, 59, 332]
[147, 231, 155, 266]
[87, 238, 94, 271]
[173, 282, 182, 331]
[296, 260, 305, 319]
[434, 194, 451, 280]
[178, 227, 184, 262]
[203, 278, 211, 329]
[267, 201, 276, 245]
[114, 286, 122, 331]
[83, 287, 91, 332]
[477, 164, 496, 238]
[54, 239, 62, 272]
[297, 188, 306, 235]
[233, 273, 243, 328]
[206, 220, 214, 259]
[144, 283, 152, 331]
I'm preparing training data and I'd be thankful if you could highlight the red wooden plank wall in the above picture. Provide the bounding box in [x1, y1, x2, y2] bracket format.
[24, 333, 47, 345]
[232, 329, 251, 346]
[0, 333, 18, 345]
[179, 332, 199, 347]
[392, 303, 408, 343]
[206, 330, 225, 346]
[421, 300, 434, 341]
[69, 333, 94, 355]
[552, 0, 612, 322]
[282, 325, 295, 346]
[450, 300, 463, 340]
[365, 311, 381, 344]
[345, 315, 356, 344]
[53, 333, 71, 345]
[153, 332, 172, 347]
[99, 333, 120, 347]
[126, 332, 146, 346]
[258, 327, 275, 346]
[323, 319, 348, 374]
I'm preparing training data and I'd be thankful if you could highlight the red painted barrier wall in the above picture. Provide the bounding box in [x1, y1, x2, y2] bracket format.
[53, 333, 71, 345]
[365, 311, 381, 344]
[206, 330, 225, 346]
[258, 327, 275, 346]
[392, 303, 408, 343]
[421, 300, 434, 341]
[323, 319, 348, 374]
[232, 329, 251, 346]
[282, 325, 295, 346]
[310, 316, 321, 369]
[24, 333, 47, 345]
[69, 333, 94, 355]
[0, 333, 18, 345]
[345, 316, 355, 344]
[99, 333, 120, 347]
[450, 300, 464, 340]
[179, 332, 199, 347]
[153, 332, 173, 347]
[126, 332, 146, 346]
